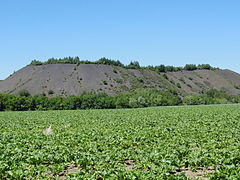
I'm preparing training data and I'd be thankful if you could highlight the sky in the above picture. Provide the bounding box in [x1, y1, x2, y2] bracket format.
[0, 0, 240, 80]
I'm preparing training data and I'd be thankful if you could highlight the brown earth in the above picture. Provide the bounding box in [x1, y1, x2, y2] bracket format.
[175, 166, 215, 179]
[0, 64, 240, 96]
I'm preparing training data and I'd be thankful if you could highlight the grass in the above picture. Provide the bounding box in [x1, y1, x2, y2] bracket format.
[1, 105, 240, 179]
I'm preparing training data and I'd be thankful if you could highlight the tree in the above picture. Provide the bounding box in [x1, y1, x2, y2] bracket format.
[126, 61, 140, 69]
[157, 65, 166, 72]
[165, 66, 175, 72]
[184, 64, 197, 71]
[197, 64, 212, 70]
[30, 60, 43, 65]
[0, 94, 6, 111]
[96, 57, 124, 67]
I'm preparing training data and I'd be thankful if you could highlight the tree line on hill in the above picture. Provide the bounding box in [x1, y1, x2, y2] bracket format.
[30, 57, 217, 73]
[0, 89, 239, 111]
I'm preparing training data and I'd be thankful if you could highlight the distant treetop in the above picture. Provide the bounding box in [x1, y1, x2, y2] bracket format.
[30, 57, 218, 72]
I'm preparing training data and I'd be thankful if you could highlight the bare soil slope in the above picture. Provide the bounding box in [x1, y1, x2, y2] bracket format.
[0, 64, 239, 96]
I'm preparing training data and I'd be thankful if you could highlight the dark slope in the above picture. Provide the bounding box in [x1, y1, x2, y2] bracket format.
[0, 64, 240, 96]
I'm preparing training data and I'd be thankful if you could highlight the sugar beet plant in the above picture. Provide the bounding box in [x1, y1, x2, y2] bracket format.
[1, 105, 240, 179]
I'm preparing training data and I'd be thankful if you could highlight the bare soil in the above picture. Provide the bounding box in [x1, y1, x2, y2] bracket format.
[175, 166, 215, 179]
[0, 64, 240, 96]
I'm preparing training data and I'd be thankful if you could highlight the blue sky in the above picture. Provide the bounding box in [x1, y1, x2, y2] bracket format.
[0, 0, 240, 79]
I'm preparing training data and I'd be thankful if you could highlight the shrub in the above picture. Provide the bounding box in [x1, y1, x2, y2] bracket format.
[187, 84, 192, 88]
[234, 85, 240, 89]
[48, 90, 55, 95]
[18, 89, 31, 97]
[136, 77, 144, 83]
[115, 79, 123, 84]
[102, 80, 108, 85]
[169, 79, 175, 84]
[177, 83, 181, 88]
[179, 77, 186, 84]
[162, 74, 168, 80]
[183, 95, 204, 105]
[129, 96, 146, 108]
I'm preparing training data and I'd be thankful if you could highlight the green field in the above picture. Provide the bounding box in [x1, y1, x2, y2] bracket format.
[1, 105, 240, 179]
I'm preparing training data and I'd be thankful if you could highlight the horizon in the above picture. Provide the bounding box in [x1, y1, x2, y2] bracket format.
[1, 0, 240, 80]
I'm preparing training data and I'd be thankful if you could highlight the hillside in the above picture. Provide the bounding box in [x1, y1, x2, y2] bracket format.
[0, 63, 240, 96]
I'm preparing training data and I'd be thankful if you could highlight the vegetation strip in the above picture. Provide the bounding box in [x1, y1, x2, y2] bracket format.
[30, 57, 217, 72]
[1, 89, 240, 111]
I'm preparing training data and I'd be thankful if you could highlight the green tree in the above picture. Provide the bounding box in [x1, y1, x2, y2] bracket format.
[0, 94, 6, 111]
[184, 64, 197, 71]
[197, 64, 212, 70]
[30, 60, 43, 65]
[126, 61, 140, 69]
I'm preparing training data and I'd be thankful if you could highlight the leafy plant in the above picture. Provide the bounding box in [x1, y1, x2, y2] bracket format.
[1, 105, 240, 178]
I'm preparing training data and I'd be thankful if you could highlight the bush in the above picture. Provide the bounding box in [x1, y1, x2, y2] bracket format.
[177, 83, 181, 88]
[129, 96, 146, 108]
[204, 89, 226, 98]
[187, 84, 192, 88]
[169, 79, 175, 84]
[234, 85, 240, 89]
[115, 79, 123, 84]
[183, 95, 204, 105]
[136, 77, 144, 83]
[179, 77, 186, 84]
[18, 89, 31, 97]
[102, 80, 108, 85]
[162, 74, 168, 80]
[48, 90, 55, 95]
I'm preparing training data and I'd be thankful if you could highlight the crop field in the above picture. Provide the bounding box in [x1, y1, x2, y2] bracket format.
[1, 105, 240, 179]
